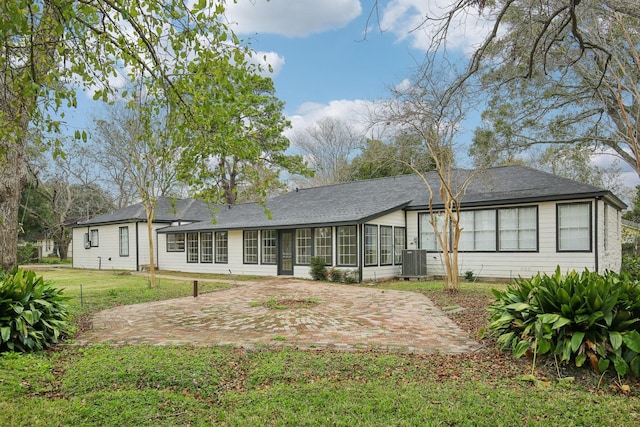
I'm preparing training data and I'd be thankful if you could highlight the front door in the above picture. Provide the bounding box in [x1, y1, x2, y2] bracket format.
[278, 230, 294, 275]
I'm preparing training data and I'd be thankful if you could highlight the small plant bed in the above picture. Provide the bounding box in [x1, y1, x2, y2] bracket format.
[259, 297, 320, 310]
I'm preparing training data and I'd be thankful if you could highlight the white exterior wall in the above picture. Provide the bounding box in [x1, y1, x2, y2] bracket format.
[157, 230, 279, 277]
[361, 210, 406, 281]
[599, 200, 622, 273]
[406, 199, 612, 280]
[72, 223, 138, 270]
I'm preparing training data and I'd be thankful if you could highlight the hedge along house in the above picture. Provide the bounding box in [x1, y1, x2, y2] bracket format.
[72, 165, 626, 281]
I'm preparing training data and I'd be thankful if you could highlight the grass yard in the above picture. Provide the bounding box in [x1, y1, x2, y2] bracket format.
[1, 269, 639, 426]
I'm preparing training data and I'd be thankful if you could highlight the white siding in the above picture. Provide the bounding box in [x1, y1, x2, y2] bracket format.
[157, 230, 278, 276]
[406, 199, 611, 280]
[599, 200, 622, 273]
[72, 223, 138, 270]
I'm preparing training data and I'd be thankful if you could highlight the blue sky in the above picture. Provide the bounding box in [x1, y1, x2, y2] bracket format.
[223, 0, 492, 141]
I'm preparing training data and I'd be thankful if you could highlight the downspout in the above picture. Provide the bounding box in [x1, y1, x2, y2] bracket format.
[594, 198, 599, 273]
[135, 222, 140, 271]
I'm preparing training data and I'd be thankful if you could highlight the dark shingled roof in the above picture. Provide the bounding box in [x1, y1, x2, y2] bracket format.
[78, 165, 626, 232]
[74, 197, 213, 227]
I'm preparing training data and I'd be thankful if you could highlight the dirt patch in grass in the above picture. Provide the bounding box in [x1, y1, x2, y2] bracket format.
[422, 288, 640, 395]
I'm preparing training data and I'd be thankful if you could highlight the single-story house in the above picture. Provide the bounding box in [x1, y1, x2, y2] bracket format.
[71, 165, 626, 281]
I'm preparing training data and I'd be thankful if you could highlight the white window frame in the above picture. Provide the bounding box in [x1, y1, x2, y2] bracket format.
[296, 228, 312, 265]
[337, 226, 357, 266]
[215, 231, 228, 263]
[200, 232, 213, 263]
[167, 233, 185, 252]
[314, 227, 332, 266]
[498, 206, 538, 252]
[243, 230, 259, 264]
[262, 229, 277, 264]
[119, 226, 129, 257]
[557, 202, 591, 252]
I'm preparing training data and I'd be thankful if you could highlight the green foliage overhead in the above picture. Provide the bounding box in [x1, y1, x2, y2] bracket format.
[350, 134, 436, 180]
[173, 62, 310, 204]
[0, 268, 70, 352]
[489, 267, 640, 377]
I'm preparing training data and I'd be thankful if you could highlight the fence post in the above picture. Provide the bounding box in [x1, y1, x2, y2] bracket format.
[193, 280, 198, 298]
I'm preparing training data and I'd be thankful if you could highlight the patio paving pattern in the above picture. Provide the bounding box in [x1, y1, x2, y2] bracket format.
[75, 278, 479, 354]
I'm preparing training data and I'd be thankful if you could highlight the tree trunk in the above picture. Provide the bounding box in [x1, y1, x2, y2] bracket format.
[146, 208, 157, 288]
[0, 137, 28, 271]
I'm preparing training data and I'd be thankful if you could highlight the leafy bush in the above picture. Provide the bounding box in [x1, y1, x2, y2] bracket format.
[489, 267, 640, 377]
[621, 255, 640, 280]
[327, 268, 343, 283]
[0, 268, 70, 352]
[17, 243, 38, 264]
[309, 257, 327, 281]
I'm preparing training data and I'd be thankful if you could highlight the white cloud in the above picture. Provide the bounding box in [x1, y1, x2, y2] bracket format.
[249, 51, 286, 77]
[286, 99, 388, 140]
[380, 0, 497, 54]
[225, 0, 362, 37]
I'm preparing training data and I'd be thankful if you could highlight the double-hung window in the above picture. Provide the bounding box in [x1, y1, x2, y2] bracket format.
[393, 227, 405, 265]
[90, 229, 99, 247]
[557, 203, 591, 251]
[200, 232, 213, 263]
[296, 228, 312, 264]
[380, 226, 393, 265]
[314, 227, 332, 265]
[459, 210, 496, 251]
[187, 233, 199, 263]
[119, 227, 129, 256]
[243, 230, 258, 264]
[262, 230, 277, 264]
[419, 213, 447, 251]
[498, 207, 537, 251]
[364, 225, 378, 266]
[215, 231, 228, 263]
[337, 226, 357, 266]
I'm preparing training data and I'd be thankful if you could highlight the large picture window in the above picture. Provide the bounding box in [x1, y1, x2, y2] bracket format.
[364, 225, 378, 266]
[394, 227, 405, 265]
[296, 228, 312, 265]
[337, 226, 357, 266]
[459, 210, 496, 251]
[262, 229, 277, 264]
[499, 207, 537, 251]
[119, 227, 129, 256]
[243, 230, 258, 264]
[215, 231, 228, 263]
[167, 233, 185, 252]
[187, 232, 199, 263]
[380, 226, 393, 265]
[314, 227, 332, 265]
[557, 203, 591, 252]
[200, 232, 213, 263]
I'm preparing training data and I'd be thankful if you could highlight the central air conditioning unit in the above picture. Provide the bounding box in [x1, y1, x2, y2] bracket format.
[401, 249, 427, 277]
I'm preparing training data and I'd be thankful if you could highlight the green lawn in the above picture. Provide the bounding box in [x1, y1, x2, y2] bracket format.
[1, 269, 638, 426]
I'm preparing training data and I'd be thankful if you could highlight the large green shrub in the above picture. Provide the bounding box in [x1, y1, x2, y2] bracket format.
[489, 267, 640, 377]
[0, 268, 70, 352]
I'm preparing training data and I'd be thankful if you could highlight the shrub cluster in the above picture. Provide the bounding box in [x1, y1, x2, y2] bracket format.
[308, 257, 359, 283]
[489, 267, 640, 377]
[0, 268, 70, 352]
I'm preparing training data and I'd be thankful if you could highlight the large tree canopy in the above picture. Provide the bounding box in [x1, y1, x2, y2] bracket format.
[469, 3, 640, 177]
[0, 0, 283, 270]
